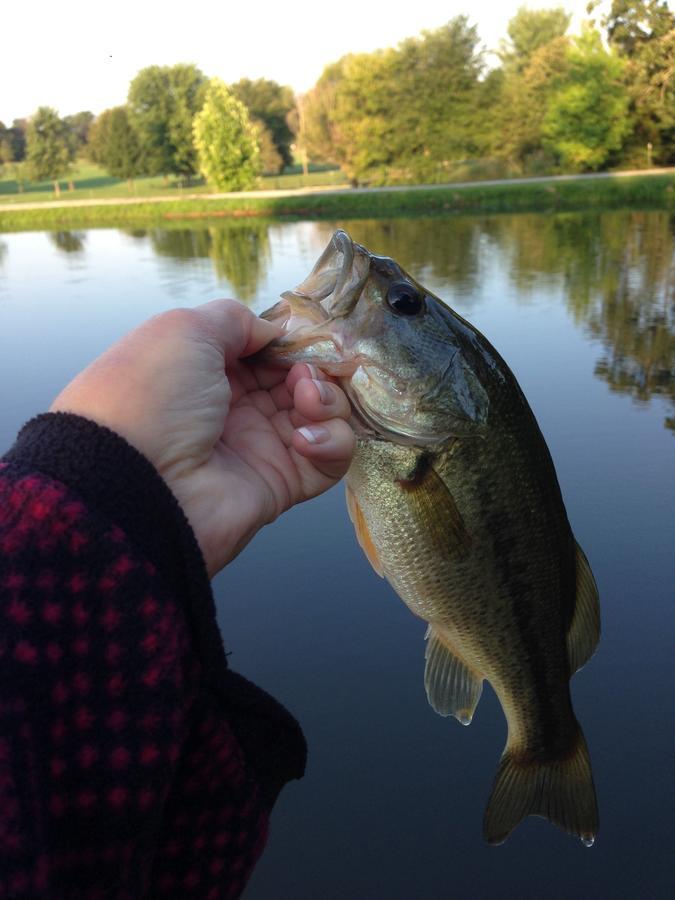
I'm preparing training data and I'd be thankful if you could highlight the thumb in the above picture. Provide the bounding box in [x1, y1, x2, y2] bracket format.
[194, 298, 284, 363]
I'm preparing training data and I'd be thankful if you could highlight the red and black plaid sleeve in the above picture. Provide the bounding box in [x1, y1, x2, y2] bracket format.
[0, 414, 306, 899]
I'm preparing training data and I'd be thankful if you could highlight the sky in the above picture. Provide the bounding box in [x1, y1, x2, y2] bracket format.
[1, 0, 603, 124]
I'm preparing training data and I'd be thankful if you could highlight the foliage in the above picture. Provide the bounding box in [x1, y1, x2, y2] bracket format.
[308, 17, 486, 185]
[230, 78, 295, 168]
[63, 111, 94, 155]
[252, 119, 284, 175]
[88, 107, 143, 183]
[128, 64, 207, 178]
[542, 28, 631, 171]
[598, 0, 675, 164]
[0, 119, 27, 180]
[25, 107, 74, 192]
[192, 79, 261, 191]
[298, 60, 347, 167]
[499, 5, 572, 71]
[1, 120, 27, 164]
[490, 6, 574, 173]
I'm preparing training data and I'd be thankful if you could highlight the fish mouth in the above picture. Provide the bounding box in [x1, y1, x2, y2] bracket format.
[259, 295, 356, 376]
[344, 369, 455, 447]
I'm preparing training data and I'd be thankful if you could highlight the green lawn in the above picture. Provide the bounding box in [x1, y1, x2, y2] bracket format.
[0, 161, 348, 204]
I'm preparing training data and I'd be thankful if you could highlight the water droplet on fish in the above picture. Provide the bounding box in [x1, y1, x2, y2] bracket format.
[580, 834, 595, 848]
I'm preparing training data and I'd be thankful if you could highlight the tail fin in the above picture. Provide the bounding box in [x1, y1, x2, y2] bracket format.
[483, 728, 598, 846]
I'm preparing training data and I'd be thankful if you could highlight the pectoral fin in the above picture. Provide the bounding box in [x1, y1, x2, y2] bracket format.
[345, 485, 384, 578]
[424, 625, 483, 724]
[567, 542, 600, 674]
[398, 455, 472, 558]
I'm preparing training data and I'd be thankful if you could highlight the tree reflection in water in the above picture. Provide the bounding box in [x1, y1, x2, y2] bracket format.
[147, 222, 271, 302]
[489, 211, 674, 432]
[141, 211, 672, 431]
[48, 231, 87, 254]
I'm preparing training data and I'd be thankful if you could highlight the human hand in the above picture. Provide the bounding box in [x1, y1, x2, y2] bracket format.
[50, 299, 356, 575]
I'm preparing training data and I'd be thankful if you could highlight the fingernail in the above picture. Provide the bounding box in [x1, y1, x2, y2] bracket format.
[306, 363, 319, 379]
[297, 425, 331, 444]
[312, 378, 334, 404]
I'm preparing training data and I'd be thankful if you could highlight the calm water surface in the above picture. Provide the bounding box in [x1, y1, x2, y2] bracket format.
[0, 212, 673, 898]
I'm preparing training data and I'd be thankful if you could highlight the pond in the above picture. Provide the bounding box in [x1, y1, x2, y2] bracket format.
[0, 212, 673, 899]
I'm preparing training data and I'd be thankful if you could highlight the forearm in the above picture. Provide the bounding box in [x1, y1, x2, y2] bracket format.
[0, 414, 305, 897]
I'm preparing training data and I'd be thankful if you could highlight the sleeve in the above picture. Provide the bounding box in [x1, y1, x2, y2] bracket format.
[0, 414, 306, 899]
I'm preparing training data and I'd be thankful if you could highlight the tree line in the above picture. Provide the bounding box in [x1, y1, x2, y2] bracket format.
[0, 68, 294, 195]
[1, 1, 672, 194]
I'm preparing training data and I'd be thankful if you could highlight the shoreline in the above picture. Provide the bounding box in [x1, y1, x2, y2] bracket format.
[1, 170, 673, 233]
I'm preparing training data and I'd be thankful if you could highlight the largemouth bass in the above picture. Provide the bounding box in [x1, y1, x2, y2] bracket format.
[260, 230, 600, 845]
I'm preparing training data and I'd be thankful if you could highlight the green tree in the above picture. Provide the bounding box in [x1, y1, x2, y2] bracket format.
[252, 119, 283, 174]
[323, 17, 486, 185]
[489, 7, 574, 173]
[598, 0, 675, 165]
[128, 63, 207, 180]
[542, 27, 630, 171]
[64, 111, 94, 155]
[88, 107, 144, 187]
[193, 78, 260, 191]
[7, 119, 27, 162]
[0, 122, 12, 173]
[25, 107, 74, 196]
[493, 34, 571, 173]
[299, 59, 348, 167]
[499, 6, 572, 71]
[230, 78, 295, 168]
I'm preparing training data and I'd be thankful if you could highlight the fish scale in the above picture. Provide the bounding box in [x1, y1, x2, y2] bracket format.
[259, 229, 600, 845]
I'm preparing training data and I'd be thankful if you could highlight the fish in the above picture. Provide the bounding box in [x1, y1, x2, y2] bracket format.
[259, 229, 600, 846]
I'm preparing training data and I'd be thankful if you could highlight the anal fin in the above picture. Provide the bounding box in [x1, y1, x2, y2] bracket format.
[345, 485, 384, 578]
[424, 625, 483, 725]
[567, 541, 601, 674]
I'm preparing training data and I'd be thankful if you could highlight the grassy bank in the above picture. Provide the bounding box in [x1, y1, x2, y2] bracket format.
[1, 173, 672, 233]
[0, 161, 346, 205]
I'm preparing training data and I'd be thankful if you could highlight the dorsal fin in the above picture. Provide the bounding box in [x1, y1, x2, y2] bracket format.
[345, 484, 384, 578]
[567, 542, 601, 674]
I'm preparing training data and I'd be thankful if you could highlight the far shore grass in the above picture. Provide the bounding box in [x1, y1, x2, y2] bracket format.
[1, 171, 672, 233]
[0, 161, 347, 204]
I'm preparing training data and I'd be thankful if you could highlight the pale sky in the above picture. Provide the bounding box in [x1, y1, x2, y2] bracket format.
[1, 0, 602, 124]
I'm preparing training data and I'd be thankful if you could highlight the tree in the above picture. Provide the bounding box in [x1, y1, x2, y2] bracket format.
[5, 119, 27, 162]
[299, 59, 348, 167]
[88, 107, 144, 187]
[193, 79, 261, 191]
[0, 122, 11, 173]
[64, 111, 94, 155]
[318, 17, 486, 185]
[252, 119, 283, 175]
[597, 0, 675, 164]
[25, 107, 74, 196]
[499, 6, 572, 71]
[230, 78, 295, 168]
[127, 63, 207, 180]
[542, 27, 630, 171]
[489, 7, 574, 173]
[492, 35, 571, 173]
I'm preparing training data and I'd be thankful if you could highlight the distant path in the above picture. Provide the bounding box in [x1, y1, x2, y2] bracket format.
[0, 168, 672, 213]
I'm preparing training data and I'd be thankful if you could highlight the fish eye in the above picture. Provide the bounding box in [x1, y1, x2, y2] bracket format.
[386, 282, 425, 316]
